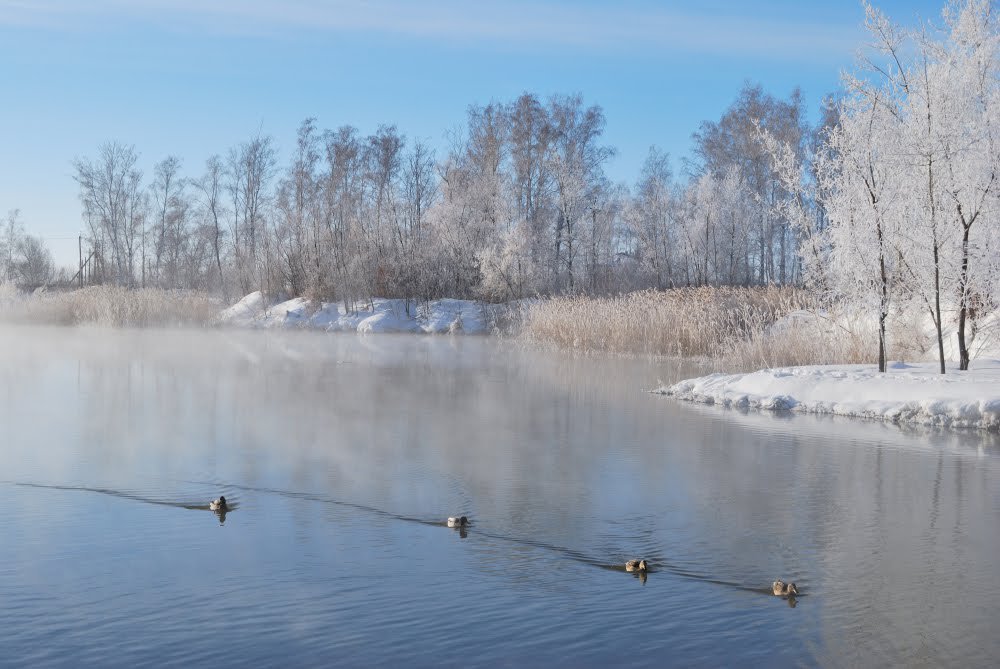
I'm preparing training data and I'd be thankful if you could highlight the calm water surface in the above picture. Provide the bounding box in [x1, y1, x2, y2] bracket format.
[1, 326, 998, 667]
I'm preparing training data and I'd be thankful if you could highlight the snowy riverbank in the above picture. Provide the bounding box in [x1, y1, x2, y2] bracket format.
[216, 291, 496, 334]
[657, 361, 1000, 431]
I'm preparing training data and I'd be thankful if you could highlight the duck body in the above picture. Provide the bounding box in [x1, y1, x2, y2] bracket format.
[772, 580, 798, 596]
[625, 559, 648, 573]
[209, 496, 228, 512]
[447, 516, 468, 528]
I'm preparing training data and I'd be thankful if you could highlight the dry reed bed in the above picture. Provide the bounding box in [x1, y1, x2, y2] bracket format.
[0, 285, 221, 328]
[521, 288, 902, 371]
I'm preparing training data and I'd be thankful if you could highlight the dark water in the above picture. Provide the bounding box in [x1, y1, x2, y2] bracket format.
[1, 326, 998, 668]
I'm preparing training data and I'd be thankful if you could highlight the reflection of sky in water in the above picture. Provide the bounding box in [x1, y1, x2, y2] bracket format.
[0, 326, 998, 666]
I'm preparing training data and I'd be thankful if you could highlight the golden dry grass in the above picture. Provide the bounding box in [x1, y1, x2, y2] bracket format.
[0, 285, 221, 327]
[520, 287, 919, 371]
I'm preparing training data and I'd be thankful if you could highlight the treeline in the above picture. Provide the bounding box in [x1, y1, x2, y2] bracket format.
[61, 87, 814, 307]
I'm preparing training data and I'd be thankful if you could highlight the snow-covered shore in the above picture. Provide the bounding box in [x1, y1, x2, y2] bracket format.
[215, 291, 496, 334]
[657, 361, 1000, 431]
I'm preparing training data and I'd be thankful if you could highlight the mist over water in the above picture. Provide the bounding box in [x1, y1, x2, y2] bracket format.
[1, 326, 998, 667]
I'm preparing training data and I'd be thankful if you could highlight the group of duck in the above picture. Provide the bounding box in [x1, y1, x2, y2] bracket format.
[445, 513, 799, 599]
[212, 501, 799, 600]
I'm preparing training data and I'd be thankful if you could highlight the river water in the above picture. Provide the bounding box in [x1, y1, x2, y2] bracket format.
[1, 326, 998, 667]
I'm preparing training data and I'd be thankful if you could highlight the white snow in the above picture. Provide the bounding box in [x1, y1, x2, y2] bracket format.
[657, 361, 1000, 431]
[215, 291, 492, 335]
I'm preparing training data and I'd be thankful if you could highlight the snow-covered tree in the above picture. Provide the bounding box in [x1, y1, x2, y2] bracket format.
[73, 142, 146, 287]
[626, 148, 675, 289]
[927, 0, 1000, 369]
[819, 86, 906, 372]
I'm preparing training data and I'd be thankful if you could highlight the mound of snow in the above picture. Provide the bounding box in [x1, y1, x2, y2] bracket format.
[215, 291, 270, 327]
[215, 293, 492, 335]
[657, 361, 1000, 431]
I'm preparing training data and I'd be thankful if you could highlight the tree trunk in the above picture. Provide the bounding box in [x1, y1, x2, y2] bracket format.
[878, 310, 887, 373]
[928, 159, 946, 375]
[932, 233, 946, 375]
[877, 223, 888, 373]
[956, 222, 972, 370]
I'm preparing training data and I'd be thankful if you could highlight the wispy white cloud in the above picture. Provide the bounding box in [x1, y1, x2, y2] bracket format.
[0, 0, 862, 60]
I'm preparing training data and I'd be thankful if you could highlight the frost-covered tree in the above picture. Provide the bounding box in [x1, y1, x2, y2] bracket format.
[1, 208, 24, 283]
[275, 118, 322, 297]
[477, 219, 536, 300]
[0, 209, 55, 287]
[759, 0, 1000, 373]
[819, 88, 906, 372]
[193, 155, 228, 296]
[509, 93, 553, 277]
[626, 148, 675, 289]
[226, 134, 277, 295]
[927, 0, 1000, 369]
[396, 140, 438, 304]
[13, 234, 55, 286]
[693, 83, 807, 285]
[546, 95, 614, 292]
[362, 124, 405, 297]
[148, 155, 191, 289]
[321, 125, 364, 311]
[73, 142, 146, 287]
[858, 0, 1000, 372]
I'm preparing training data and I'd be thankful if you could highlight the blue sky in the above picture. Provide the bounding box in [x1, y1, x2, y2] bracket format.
[0, 0, 946, 268]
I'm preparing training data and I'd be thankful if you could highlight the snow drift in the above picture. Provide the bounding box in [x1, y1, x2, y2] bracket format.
[216, 291, 492, 335]
[657, 361, 1000, 431]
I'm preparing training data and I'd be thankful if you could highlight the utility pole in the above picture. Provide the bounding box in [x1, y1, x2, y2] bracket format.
[590, 207, 596, 292]
[78, 235, 83, 288]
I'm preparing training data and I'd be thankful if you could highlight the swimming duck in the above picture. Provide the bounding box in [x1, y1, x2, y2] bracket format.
[209, 496, 228, 512]
[625, 559, 648, 573]
[772, 580, 798, 596]
[447, 516, 468, 528]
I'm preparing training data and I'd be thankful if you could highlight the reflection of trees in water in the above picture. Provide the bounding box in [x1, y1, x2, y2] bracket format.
[671, 405, 999, 667]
